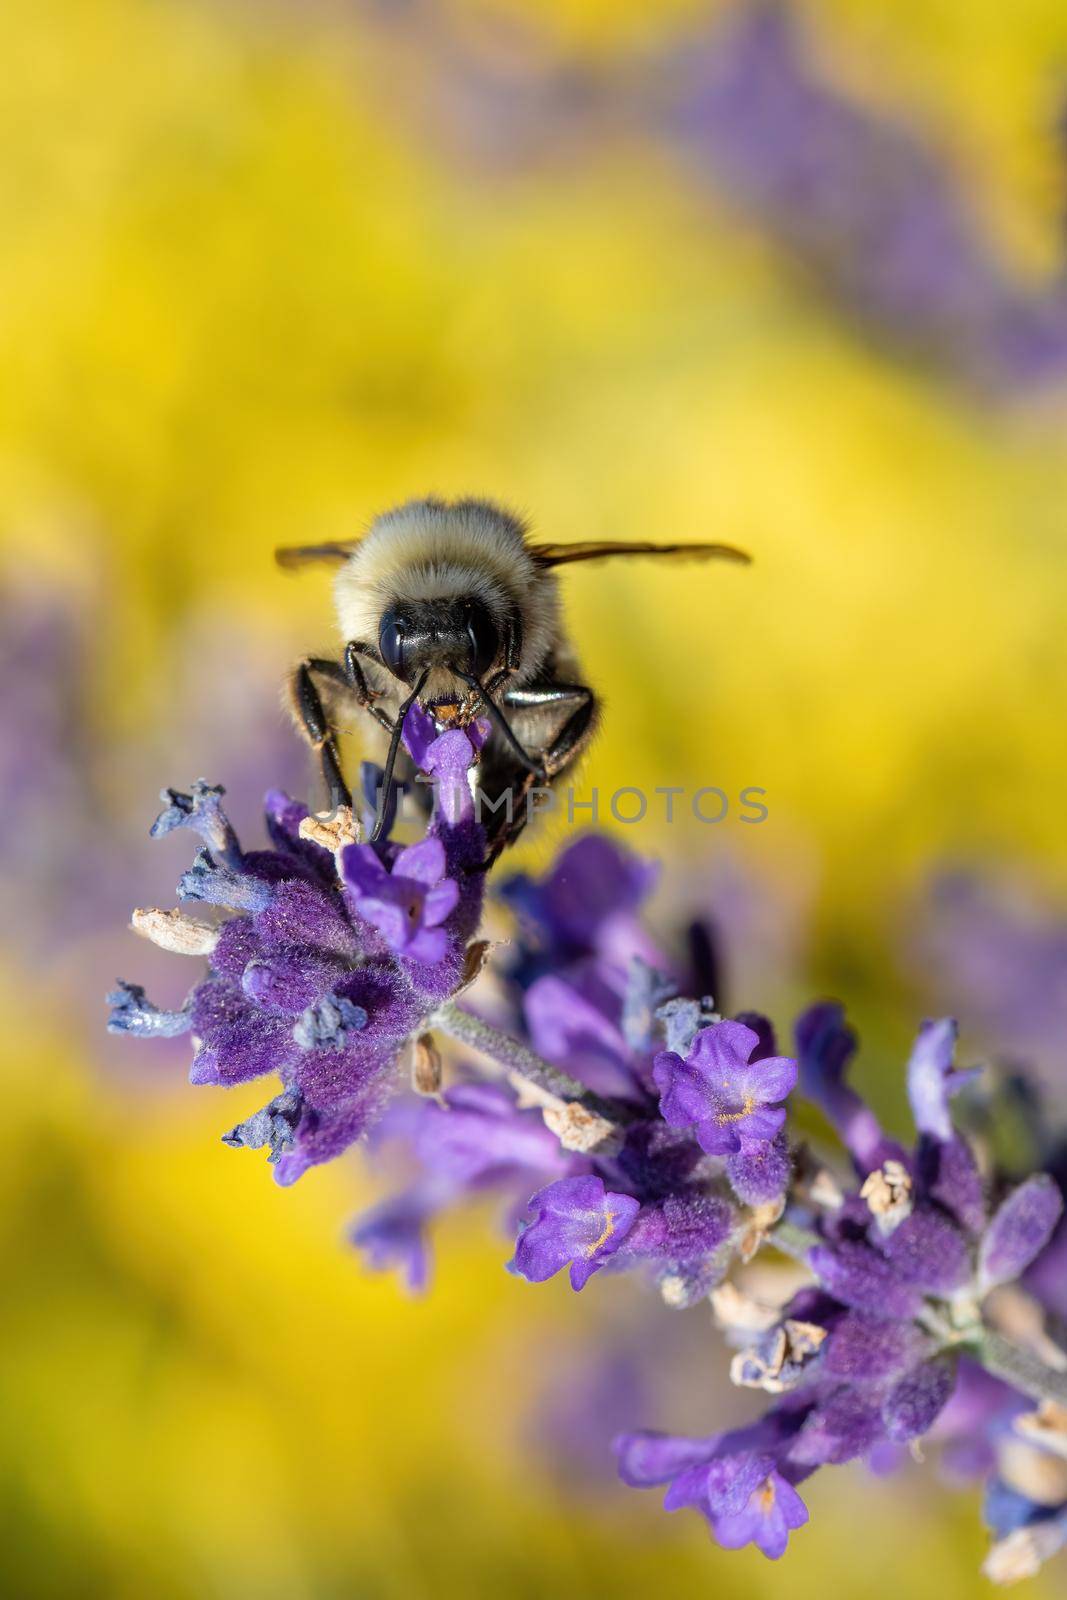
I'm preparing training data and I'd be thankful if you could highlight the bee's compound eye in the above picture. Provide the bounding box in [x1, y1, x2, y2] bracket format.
[378, 610, 407, 681]
[465, 601, 498, 679]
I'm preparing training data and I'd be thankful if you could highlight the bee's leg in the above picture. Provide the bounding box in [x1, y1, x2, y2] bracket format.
[477, 682, 598, 864]
[503, 682, 598, 779]
[343, 640, 395, 734]
[343, 641, 430, 829]
[289, 658, 353, 813]
[481, 616, 523, 700]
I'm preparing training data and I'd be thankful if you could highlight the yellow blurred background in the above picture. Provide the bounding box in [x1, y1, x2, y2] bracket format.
[4, 1, 1067, 1593]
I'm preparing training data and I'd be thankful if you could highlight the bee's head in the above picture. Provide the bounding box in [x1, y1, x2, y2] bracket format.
[377, 596, 499, 687]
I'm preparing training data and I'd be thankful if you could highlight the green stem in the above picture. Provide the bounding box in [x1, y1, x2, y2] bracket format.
[431, 1001, 624, 1122]
[766, 1218, 821, 1263]
[969, 1329, 1067, 1408]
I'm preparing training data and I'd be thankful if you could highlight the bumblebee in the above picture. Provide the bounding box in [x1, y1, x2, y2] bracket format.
[279, 497, 748, 858]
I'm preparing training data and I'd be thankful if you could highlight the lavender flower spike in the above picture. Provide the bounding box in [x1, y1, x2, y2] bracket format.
[114, 775, 1067, 1586]
[653, 1020, 797, 1155]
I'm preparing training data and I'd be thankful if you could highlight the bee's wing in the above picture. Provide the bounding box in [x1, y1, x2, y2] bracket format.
[528, 539, 751, 568]
[275, 539, 363, 571]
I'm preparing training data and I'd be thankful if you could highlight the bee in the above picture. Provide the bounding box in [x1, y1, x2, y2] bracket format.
[278, 497, 749, 860]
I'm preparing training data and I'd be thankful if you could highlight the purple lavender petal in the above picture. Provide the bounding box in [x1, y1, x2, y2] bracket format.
[399, 700, 439, 770]
[738, 1055, 797, 1103]
[794, 1002, 902, 1169]
[653, 1020, 796, 1156]
[502, 834, 659, 956]
[979, 1174, 1064, 1292]
[350, 1186, 435, 1293]
[906, 1018, 979, 1142]
[525, 962, 640, 1099]
[422, 878, 460, 927]
[342, 836, 461, 964]
[733, 1010, 778, 1060]
[421, 728, 482, 826]
[342, 846, 389, 896]
[614, 1431, 721, 1489]
[654, 1050, 742, 1154]
[666, 1451, 775, 1518]
[512, 1175, 641, 1291]
[735, 1104, 788, 1142]
[713, 1470, 808, 1559]
[393, 838, 447, 887]
[413, 1085, 569, 1187]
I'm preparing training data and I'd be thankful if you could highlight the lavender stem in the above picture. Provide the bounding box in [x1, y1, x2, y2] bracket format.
[431, 1002, 628, 1126]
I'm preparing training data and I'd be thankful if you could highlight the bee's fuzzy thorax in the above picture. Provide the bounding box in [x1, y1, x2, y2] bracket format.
[333, 497, 561, 679]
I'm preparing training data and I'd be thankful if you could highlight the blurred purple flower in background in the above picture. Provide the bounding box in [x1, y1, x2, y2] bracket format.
[662, 2, 1067, 389]
[910, 870, 1067, 1089]
[349, 0, 1067, 391]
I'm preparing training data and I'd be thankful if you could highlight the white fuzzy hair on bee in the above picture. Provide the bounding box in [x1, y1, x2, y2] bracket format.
[334, 497, 560, 682]
[277, 496, 749, 858]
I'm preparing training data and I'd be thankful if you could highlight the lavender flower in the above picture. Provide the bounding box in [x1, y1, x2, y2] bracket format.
[512, 1175, 641, 1291]
[616, 1415, 811, 1559]
[112, 768, 1067, 1583]
[108, 712, 488, 1186]
[713, 1467, 809, 1558]
[513, 969, 1062, 1574]
[342, 838, 460, 965]
[653, 1020, 798, 1155]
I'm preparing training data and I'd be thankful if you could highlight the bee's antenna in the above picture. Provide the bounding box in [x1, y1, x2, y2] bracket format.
[459, 673, 544, 779]
[369, 669, 430, 845]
